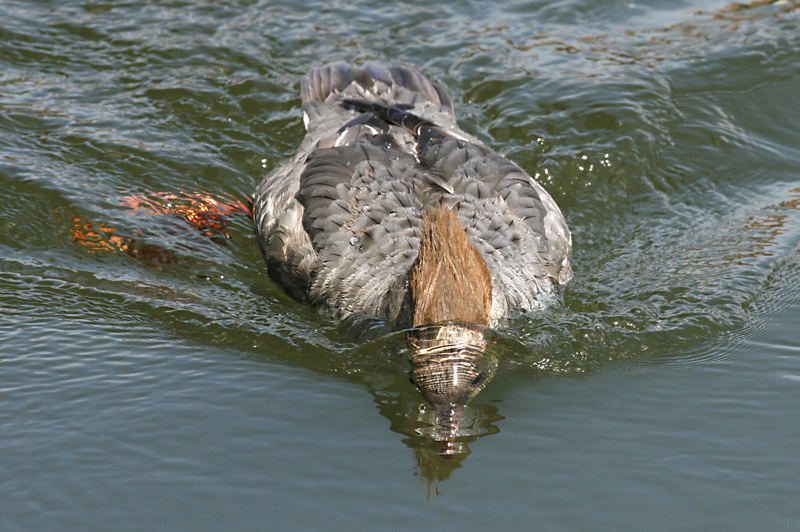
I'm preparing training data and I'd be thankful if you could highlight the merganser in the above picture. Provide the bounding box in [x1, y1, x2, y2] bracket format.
[253, 63, 572, 448]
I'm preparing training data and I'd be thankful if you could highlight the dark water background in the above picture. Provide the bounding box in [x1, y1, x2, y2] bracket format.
[2, 0, 799, 529]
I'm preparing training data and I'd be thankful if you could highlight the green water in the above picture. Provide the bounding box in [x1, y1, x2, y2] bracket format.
[2, 0, 799, 529]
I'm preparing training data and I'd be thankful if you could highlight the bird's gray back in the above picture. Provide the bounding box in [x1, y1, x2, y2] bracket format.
[253, 62, 572, 327]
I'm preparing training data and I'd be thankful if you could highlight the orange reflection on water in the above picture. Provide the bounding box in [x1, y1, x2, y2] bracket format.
[66, 191, 252, 262]
[737, 187, 800, 262]
[69, 219, 132, 254]
[121, 191, 251, 239]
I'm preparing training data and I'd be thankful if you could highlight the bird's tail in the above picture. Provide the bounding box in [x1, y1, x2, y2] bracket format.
[301, 61, 454, 112]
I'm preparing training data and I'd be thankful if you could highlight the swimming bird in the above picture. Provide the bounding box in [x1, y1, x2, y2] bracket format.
[253, 62, 572, 448]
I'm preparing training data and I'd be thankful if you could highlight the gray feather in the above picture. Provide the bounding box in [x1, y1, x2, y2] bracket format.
[253, 62, 572, 327]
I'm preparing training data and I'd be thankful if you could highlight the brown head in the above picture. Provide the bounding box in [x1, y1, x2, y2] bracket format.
[409, 205, 492, 327]
[408, 206, 497, 453]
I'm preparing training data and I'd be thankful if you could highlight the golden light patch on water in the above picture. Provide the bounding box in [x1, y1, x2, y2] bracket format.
[738, 186, 800, 261]
[58, 191, 252, 262]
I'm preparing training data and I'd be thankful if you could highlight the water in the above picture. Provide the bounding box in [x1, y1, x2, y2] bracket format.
[2, 0, 799, 529]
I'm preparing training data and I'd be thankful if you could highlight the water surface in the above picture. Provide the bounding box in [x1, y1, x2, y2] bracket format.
[2, 0, 799, 529]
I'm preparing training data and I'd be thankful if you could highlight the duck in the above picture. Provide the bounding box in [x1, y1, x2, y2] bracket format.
[253, 62, 572, 448]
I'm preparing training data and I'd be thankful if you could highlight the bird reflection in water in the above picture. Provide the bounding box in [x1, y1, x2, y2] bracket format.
[408, 323, 499, 455]
[370, 349, 504, 492]
[353, 322, 506, 490]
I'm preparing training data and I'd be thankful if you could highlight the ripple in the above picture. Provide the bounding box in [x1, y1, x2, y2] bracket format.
[2, 0, 800, 518]
[3, 0, 798, 378]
